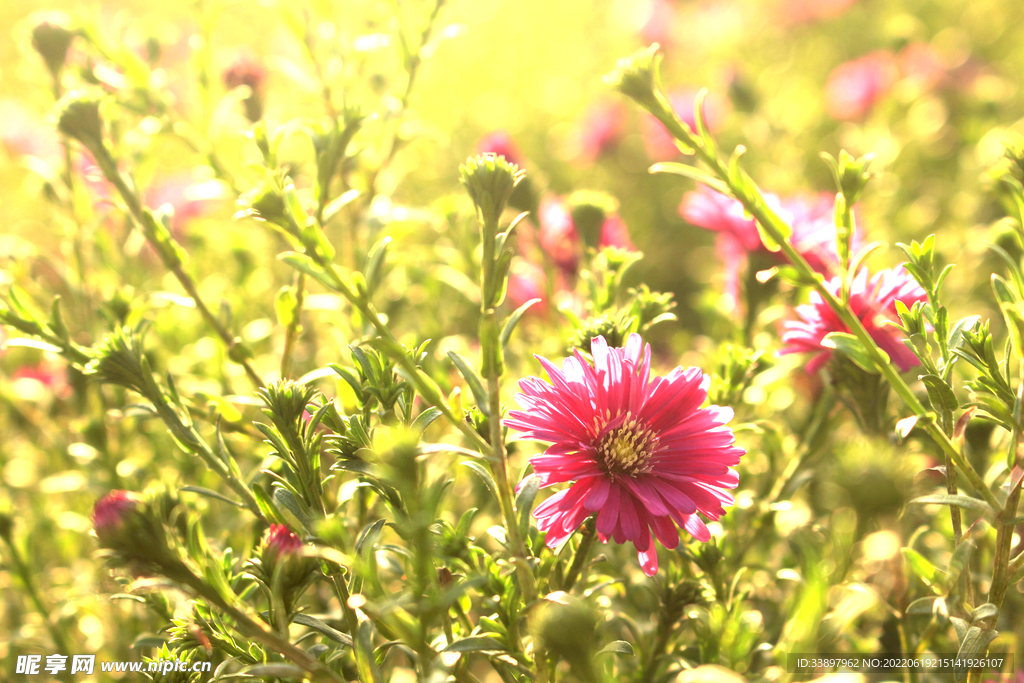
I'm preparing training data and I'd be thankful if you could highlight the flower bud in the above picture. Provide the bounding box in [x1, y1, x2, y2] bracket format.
[531, 592, 599, 679]
[604, 44, 662, 113]
[31, 12, 75, 81]
[55, 90, 105, 155]
[460, 153, 525, 228]
[568, 191, 618, 250]
[92, 490, 140, 542]
[224, 53, 268, 122]
[263, 524, 303, 565]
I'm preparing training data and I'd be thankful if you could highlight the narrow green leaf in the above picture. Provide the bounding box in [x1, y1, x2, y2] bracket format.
[447, 350, 489, 415]
[411, 407, 442, 434]
[462, 461, 499, 503]
[648, 162, 729, 195]
[501, 298, 541, 349]
[901, 547, 944, 590]
[954, 626, 999, 682]
[908, 494, 994, 517]
[293, 613, 353, 646]
[597, 640, 635, 656]
[821, 332, 885, 372]
[442, 636, 508, 653]
[180, 486, 245, 508]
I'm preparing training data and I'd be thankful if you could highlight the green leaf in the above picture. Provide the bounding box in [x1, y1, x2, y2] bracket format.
[515, 474, 540, 538]
[948, 316, 981, 351]
[901, 547, 944, 591]
[364, 236, 391, 297]
[179, 486, 245, 508]
[501, 298, 541, 349]
[648, 162, 729, 195]
[970, 603, 999, 624]
[411, 407, 442, 434]
[597, 640, 635, 656]
[821, 332, 885, 373]
[442, 636, 508, 653]
[242, 664, 306, 678]
[2, 338, 63, 353]
[908, 494, 995, 517]
[293, 613, 353, 647]
[954, 626, 999, 682]
[462, 461, 499, 503]
[919, 374, 959, 412]
[355, 518, 386, 558]
[252, 483, 288, 525]
[273, 487, 316, 531]
[447, 350, 489, 415]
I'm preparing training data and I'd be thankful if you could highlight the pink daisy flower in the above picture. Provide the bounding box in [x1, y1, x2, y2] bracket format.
[781, 267, 926, 373]
[506, 334, 744, 576]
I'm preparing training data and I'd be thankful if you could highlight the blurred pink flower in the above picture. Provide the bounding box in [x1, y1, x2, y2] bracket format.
[223, 52, 268, 122]
[145, 173, 227, 233]
[898, 43, 948, 90]
[639, 0, 678, 50]
[507, 334, 743, 576]
[778, 0, 859, 24]
[538, 196, 637, 274]
[538, 196, 582, 273]
[599, 213, 635, 251]
[781, 267, 926, 373]
[680, 185, 850, 303]
[641, 89, 727, 160]
[476, 131, 525, 168]
[824, 52, 897, 121]
[507, 259, 549, 316]
[573, 100, 627, 163]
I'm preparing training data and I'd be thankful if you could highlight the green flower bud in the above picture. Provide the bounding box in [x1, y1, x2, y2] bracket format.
[568, 190, 619, 250]
[532, 592, 599, 679]
[604, 44, 662, 112]
[55, 90, 105, 154]
[31, 12, 75, 81]
[460, 153, 525, 227]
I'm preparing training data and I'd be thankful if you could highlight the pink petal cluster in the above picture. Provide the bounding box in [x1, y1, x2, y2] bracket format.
[506, 259, 550, 317]
[265, 523, 303, 555]
[641, 89, 728, 160]
[778, 0, 859, 24]
[538, 196, 636, 276]
[679, 185, 849, 303]
[507, 334, 744, 576]
[572, 100, 627, 163]
[781, 267, 926, 373]
[93, 491, 140, 536]
[476, 131, 525, 169]
[824, 52, 897, 121]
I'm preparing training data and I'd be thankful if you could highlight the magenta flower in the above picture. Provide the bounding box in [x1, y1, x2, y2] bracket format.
[476, 131, 525, 168]
[824, 52, 897, 121]
[265, 524, 303, 555]
[679, 185, 849, 304]
[538, 196, 580, 273]
[573, 99, 626, 163]
[781, 267, 926, 373]
[507, 334, 744, 576]
[92, 490, 141, 543]
[507, 259, 549, 316]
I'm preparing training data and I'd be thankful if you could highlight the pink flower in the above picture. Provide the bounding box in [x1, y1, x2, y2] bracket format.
[507, 259, 549, 316]
[538, 196, 581, 273]
[639, 0, 678, 50]
[573, 100, 627, 163]
[145, 173, 226, 233]
[507, 334, 744, 576]
[476, 131, 525, 168]
[538, 196, 636, 274]
[824, 52, 897, 121]
[781, 267, 926, 373]
[223, 52, 268, 122]
[898, 43, 947, 90]
[680, 185, 849, 304]
[641, 89, 727, 160]
[265, 524, 303, 555]
[92, 491, 140, 540]
[778, 0, 858, 24]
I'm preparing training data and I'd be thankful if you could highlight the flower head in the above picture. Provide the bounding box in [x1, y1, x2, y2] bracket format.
[781, 267, 926, 373]
[824, 52, 897, 121]
[507, 334, 744, 576]
[680, 185, 849, 303]
[92, 490, 140, 542]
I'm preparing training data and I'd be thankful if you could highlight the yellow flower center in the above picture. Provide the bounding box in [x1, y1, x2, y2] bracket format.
[596, 416, 656, 477]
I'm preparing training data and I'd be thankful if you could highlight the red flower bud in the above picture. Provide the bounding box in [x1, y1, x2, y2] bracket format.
[265, 524, 302, 556]
[92, 490, 140, 544]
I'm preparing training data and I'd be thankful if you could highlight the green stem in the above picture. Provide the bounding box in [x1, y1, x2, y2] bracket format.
[562, 523, 597, 592]
[280, 272, 306, 378]
[88, 144, 263, 389]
